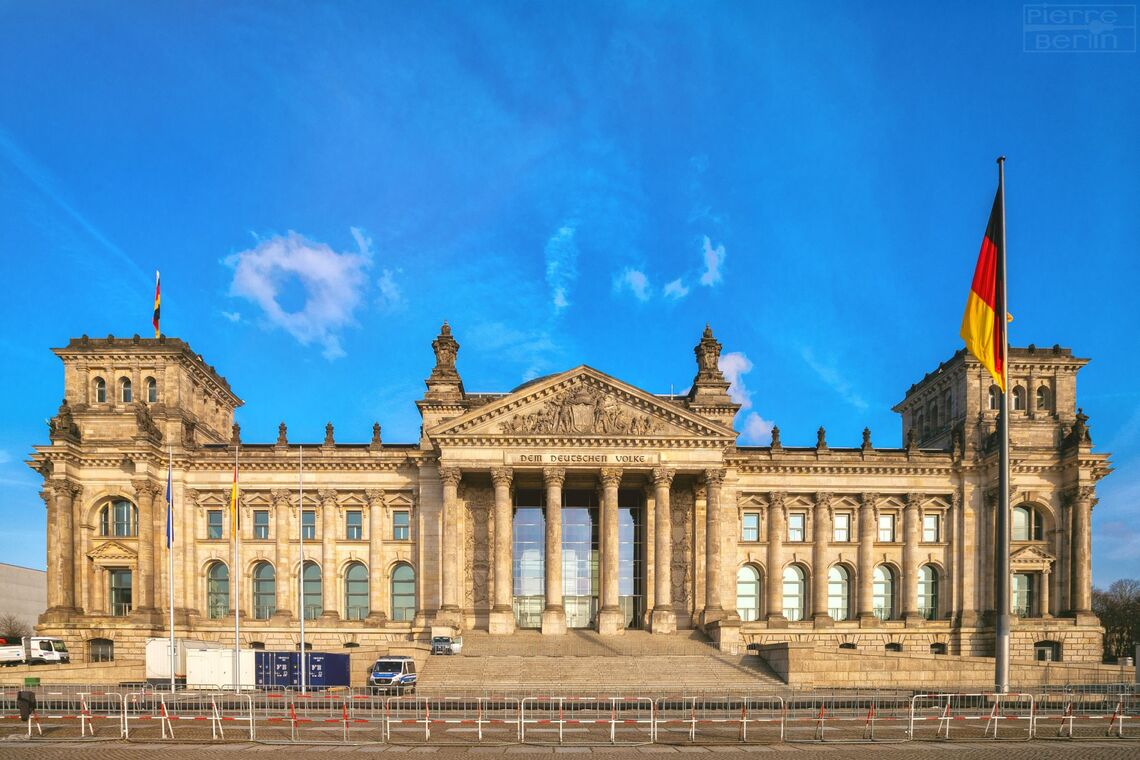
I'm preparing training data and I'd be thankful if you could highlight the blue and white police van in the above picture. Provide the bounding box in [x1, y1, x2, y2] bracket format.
[367, 655, 417, 694]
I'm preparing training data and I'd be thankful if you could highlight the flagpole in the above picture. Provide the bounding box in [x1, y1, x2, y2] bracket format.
[168, 445, 176, 693]
[298, 445, 307, 694]
[233, 444, 241, 693]
[994, 155, 1011, 694]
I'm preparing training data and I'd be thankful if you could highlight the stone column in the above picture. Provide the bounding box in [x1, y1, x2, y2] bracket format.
[597, 467, 625, 635]
[1040, 569, 1051, 618]
[701, 469, 726, 625]
[366, 489, 387, 625]
[132, 479, 158, 614]
[272, 490, 293, 620]
[1071, 487, 1094, 617]
[902, 493, 923, 624]
[44, 482, 80, 615]
[183, 489, 199, 615]
[437, 467, 462, 626]
[766, 492, 786, 625]
[319, 489, 339, 619]
[857, 493, 878, 625]
[1059, 499, 1072, 614]
[812, 493, 833, 625]
[489, 466, 516, 634]
[542, 467, 567, 635]
[650, 467, 677, 633]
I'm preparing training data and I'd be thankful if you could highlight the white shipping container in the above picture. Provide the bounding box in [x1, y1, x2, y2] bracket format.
[186, 648, 255, 689]
[145, 638, 221, 680]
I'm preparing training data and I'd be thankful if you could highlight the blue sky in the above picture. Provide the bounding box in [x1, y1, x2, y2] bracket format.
[1, 2, 1137, 585]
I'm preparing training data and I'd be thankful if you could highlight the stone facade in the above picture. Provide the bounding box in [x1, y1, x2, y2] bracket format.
[28, 326, 1111, 664]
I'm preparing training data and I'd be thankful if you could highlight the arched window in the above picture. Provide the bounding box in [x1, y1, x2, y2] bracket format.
[930, 642, 947, 655]
[88, 638, 114, 663]
[827, 565, 850, 621]
[94, 377, 107, 403]
[944, 393, 953, 420]
[345, 562, 369, 620]
[918, 565, 938, 620]
[781, 565, 806, 622]
[391, 564, 415, 622]
[206, 562, 230, 619]
[914, 412, 925, 437]
[927, 401, 938, 430]
[1012, 506, 1044, 541]
[872, 565, 895, 621]
[100, 500, 138, 537]
[1012, 385, 1026, 411]
[146, 377, 157, 403]
[302, 561, 322, 620]
[120, 377, 132, 403]
[736, 565, 761, 622]
[252, 562, 276, 620]
[988, 385, 999, 411]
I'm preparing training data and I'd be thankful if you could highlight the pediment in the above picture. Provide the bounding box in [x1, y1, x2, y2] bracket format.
[88, 540, 137, 562]
[1010, 545, 1055, 567]
[429, 366, 736, 444]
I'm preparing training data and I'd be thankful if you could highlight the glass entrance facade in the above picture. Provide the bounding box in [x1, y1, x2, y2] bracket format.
[618, 493, 646, 628]
[562, 490, 599, 628]
[512, 489, 546, 628]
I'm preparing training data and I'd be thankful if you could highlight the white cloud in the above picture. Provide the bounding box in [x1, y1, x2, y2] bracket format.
[614, 268, 651, 302]
[800, 346, 869, 410]
[0, 449, 10, 465]
[663, 278, 690, 300]
[220, 311, 241, 323]
[718, 351, 775, 445]
[545, 223, 579, 313]
[377, 269, 403, 309]
[225, 230, 372, 360]
[699, 236, 725, 287]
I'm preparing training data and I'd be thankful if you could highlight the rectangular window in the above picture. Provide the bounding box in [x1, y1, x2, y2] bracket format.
[787, 513, 805, 542]
[393, 510, 410, 541]
[253, 510, 269, 540]
[741, 512, 760, 542]
[922, 513, 940, 543]
[207, 510, 223, 540]
[833, 513, 851, 542]
[878, 514, 895, 543]
[301, 510, 316, 540]
[109, 569, 132, 616]
[346, 510, 363, 540]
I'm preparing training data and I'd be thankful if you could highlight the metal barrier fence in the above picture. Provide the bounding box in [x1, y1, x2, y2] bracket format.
[0, 684, 1137, 744]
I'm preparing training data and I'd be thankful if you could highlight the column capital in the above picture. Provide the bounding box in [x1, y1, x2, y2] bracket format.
[651, 467, 675, 487]
[905, 492, 925, 511]
[318, 488, 338, 505]
[861, 492, 880, 509]
[703, 468, 725, 487]
[131, 478, 161, 499]
[543, 467, 566, 488]
[815, 492, 832, 509]
[491, 466, 514, 487]
[365, 488, 387, 507]
[439, 466, 462, 487]
[270, 488, 292, 507]
[599, 467, 623, 487]
[768, 490, 786, 510]
[1065, 485, 1097, 507]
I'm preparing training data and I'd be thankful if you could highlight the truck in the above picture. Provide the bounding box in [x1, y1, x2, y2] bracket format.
[4, 637, 71, 665]
[145, 638, 222, 683]
[0, 637, 24, 665]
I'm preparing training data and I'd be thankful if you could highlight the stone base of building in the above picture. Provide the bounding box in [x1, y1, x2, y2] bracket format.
[541, 607, 567, 635]
[705, 616, 741, 651]
[649, 607, 677, 634]
[489, 608, 517, 635]
[597, 606, 625, 635]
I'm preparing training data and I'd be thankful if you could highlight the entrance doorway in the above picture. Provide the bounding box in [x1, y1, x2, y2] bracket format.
[562, 491, 599, 628]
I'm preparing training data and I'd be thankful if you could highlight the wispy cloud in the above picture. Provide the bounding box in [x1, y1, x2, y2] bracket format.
[719, 350, 775, 445]
[800, 346, 869, 410]
[377, 269, 404, 310]
[614, 268, 651, 302]
[699, 236, 725, 287]
[545, 223, 579, 313]
[220, 310, 241, 323]
[663, 278, 689, 300]
[467, 321, 559, 382]
[225, 229, 372, 360]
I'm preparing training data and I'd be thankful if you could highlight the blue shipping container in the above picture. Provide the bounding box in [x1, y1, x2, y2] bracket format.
[254, 651, 350, 689]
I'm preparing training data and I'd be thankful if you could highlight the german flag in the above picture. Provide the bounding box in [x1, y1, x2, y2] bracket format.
[960, 190, 1005, 391]
[153, 271, 161, 338]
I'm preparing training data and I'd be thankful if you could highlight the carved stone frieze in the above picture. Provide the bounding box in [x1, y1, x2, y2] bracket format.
[671, 486, 694, 610]
[500, 383, 664, 436]
[464, 485, 494, 610]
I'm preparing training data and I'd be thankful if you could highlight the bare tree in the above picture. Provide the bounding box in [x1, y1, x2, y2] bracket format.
[1092, 579, 1140, 661]
[0, 613, 32, 641]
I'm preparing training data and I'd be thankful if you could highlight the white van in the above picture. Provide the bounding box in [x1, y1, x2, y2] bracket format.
[23, 637, 70, 664]
[0, 637, 24, 665]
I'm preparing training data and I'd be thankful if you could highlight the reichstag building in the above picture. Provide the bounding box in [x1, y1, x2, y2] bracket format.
[30, 324, 1110, 663]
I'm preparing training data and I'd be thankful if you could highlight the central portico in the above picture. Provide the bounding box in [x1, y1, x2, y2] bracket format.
[420, 326, 741, 637]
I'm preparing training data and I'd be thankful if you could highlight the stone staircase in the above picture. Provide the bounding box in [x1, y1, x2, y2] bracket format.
[417, 629, 784, 692]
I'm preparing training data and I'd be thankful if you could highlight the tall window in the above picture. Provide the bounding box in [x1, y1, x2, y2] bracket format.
[252, 562, 276, 620]
[253, 510, 269, 539]
[1036, 385, 1051, 411]
[94, 377, 107, 403]
[301, 510, 316, 540]
[101, 500, 138, 536]
[1012, 506, 1044, 541]
[922, 513, 940, 542]
[833, 513, 850, 542]
[918, 565, 938, 619]
[207, 510, 223, 539]
[120, 377, 132, 403]
[782, 565, 806, 621]
[344, 562, 369, 620]
[827, 565, 850, 621]
[393, 510, 410, 540]
[109, 569, 132, 616]
[736, 565, 761, 622]
[741, 512, 760, 542]
[988, 385, 999, 410]
[787, 513, 805, 542]
[391, 563, 415, 621]
[872, 565, 894, 621]
[206, 562, 229, 619]
[878, 514, 896, 542]
[146, 377, 157, 403]
[1012, 385, 1026, 411]
[1012, 573, 1033, 617]
[302, 561, 322, 620]
[346, 510, 363, 540]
